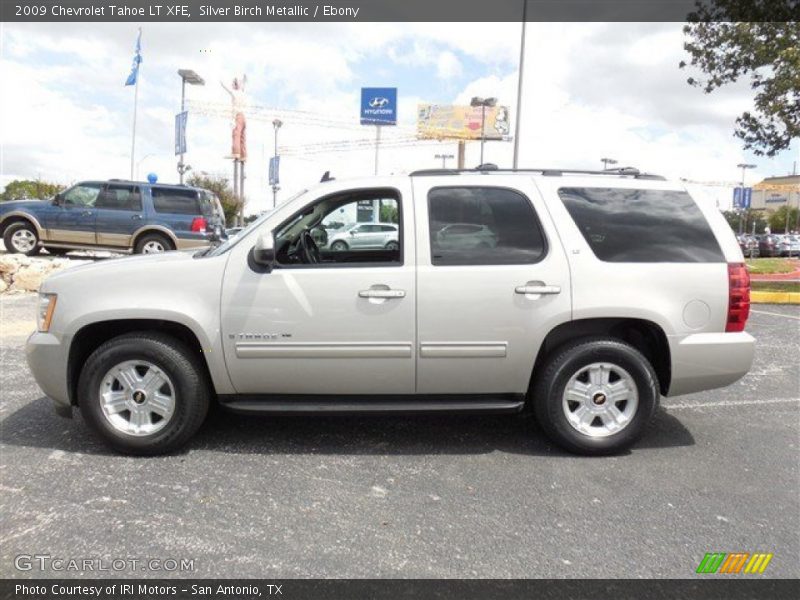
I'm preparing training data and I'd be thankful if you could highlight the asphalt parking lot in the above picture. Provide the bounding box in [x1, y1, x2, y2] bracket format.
[1, 293, 798, 579]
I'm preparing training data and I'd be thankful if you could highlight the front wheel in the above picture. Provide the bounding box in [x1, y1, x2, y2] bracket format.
[3, 221, 41, 256]
[330, 240, 348, 252]
[531, 338, 659, 455]
[78, 333, 210, 455]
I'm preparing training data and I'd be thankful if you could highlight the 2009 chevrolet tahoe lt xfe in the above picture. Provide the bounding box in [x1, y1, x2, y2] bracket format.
[25, 167, 755, 456]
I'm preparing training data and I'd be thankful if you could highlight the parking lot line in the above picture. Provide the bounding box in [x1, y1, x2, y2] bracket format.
[665, 397, 800, 410]
[750, 309, 800, 320]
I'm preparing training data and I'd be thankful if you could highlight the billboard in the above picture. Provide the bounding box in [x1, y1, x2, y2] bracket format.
[361, 88, 397, 125]
[417, 103, 510, 140]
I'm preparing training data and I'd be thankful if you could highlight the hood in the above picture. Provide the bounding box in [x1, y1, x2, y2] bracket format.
[0, 199, 46, 211]
[42, 250, 199, 290]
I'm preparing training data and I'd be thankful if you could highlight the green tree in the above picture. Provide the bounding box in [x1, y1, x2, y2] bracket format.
[1, 179, 64, 202]
[379, 203, 398, 223]
[186, 172, 241, 226]
[680, 5, 799, 157]
[767, 205, 800, 233]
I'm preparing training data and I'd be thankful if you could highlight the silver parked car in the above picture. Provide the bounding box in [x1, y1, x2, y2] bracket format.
[326, 222, 399, 252]
[434, 223, 498, 250]
[26, 167, 754, 456]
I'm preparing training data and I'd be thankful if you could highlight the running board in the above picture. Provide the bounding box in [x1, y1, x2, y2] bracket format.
[218, 394, 526, 416]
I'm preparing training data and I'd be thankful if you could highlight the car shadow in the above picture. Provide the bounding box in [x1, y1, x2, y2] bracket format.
[2, 397, 695, 458]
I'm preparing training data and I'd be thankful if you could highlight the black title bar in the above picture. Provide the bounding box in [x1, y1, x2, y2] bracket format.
[2, 0, 797, 22]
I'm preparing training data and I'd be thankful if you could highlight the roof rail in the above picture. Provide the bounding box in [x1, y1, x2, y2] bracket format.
[409, 166, 665, 180]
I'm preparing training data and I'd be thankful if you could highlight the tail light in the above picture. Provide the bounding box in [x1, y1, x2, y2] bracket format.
[191, 217, 207, 233]
[726, 262, 750, 332]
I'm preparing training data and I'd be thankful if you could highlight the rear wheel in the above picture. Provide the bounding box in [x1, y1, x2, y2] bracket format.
[134, 232, 173, 254]
[531, 338, 659, 455]
[331, 240, 348, 252]
[78, 333, 210, 455]
[3, 221, 41, 256]
[385, 240, 399, 251]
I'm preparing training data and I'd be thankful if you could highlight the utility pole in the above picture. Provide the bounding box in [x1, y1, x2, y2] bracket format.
[435, 153, 455, 168]
[601, 157, 618, 171]
[512, 0, 528, 169]
[271, 118, 282, 208]
[737, 163, 756, 235]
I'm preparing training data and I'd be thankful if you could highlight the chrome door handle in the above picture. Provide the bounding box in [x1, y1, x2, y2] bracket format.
[515, 284, 561, 295]
[131, 214, 143, 220]
[81, 210, 93, 216]
[358, 289, 406, 299]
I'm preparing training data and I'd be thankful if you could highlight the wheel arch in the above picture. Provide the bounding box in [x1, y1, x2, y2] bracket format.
[67, 319, 214, 406]
[131, 226, 178, 250]
[531, 317, 671, 396]
[0, 212, 44, 239]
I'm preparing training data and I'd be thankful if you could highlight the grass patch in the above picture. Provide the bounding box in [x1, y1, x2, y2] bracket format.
[751, 281, 800, 293]
[746, 258, 798, 274]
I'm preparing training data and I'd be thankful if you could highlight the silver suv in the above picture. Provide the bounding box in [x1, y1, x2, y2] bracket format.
[26, 167, 755, 456]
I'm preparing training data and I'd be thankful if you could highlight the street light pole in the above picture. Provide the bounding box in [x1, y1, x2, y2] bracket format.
[176, 69, 205, 184]
[736, 162, 756, 235]
[471, 97, 497, 166]
[272, 119, 282, 208]
[601, 157, 618, 171]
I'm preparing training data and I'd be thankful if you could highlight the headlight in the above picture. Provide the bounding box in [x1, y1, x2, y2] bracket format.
[37, 293, 57, 333]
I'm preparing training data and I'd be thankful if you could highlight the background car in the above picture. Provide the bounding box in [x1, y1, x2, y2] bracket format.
[0, 179, 226, 256]
[736, 234, 759, 258]
[757, 234, 783, 257]
[433, 223, 498, 250]
[325, 222, 399, 252]
[780, 234, 800, 257]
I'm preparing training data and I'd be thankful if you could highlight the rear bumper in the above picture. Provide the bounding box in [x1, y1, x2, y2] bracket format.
[25, 331, 71, 412]
[667, 331, 755, 396]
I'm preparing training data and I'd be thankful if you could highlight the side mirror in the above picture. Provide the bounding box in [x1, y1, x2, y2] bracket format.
[253, 233, 275, 271]
[349, 230, 356, 236]
[53, 193, 63, 206]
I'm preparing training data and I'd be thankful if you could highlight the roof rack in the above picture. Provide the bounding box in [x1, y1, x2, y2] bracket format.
[409, 166, 665, 180]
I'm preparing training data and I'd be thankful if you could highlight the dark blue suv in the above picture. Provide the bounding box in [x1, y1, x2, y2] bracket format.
[0, 180, 226, 256]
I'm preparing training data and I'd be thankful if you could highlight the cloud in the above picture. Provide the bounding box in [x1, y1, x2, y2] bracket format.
[1, 21, 796, 216]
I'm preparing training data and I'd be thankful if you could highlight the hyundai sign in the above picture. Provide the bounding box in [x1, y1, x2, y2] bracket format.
[361, 87, 397, 125]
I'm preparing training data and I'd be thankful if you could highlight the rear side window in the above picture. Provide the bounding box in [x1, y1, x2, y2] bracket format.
[151, 188, 201, 215]
[428, 187, 547, 266]
[96, 184, 142, 211]
[558, 187, 724, 263]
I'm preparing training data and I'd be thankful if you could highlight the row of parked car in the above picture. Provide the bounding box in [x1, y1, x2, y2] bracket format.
[736, 233, 800, 258]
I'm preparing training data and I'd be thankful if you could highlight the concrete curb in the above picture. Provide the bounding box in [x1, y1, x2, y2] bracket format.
[751, 291, 800, 305]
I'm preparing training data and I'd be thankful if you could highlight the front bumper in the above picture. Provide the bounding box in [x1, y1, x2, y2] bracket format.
[25, 331, 72, 415]
[667, 331, 756, 396]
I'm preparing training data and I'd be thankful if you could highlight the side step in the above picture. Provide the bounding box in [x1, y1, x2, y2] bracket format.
[218, 394, 526, 416]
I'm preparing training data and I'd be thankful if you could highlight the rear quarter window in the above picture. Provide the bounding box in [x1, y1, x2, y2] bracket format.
[151, 188, 201, 215]
[558, 187, 725, 263]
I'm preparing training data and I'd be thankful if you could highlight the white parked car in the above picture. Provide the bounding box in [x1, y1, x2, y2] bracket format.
[326, 222, 399, 252]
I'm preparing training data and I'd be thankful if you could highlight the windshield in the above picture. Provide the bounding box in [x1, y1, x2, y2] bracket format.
[205, 189, 308, 257]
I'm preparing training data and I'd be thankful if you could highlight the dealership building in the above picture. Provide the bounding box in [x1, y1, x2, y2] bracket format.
[751, 175, 800, 211]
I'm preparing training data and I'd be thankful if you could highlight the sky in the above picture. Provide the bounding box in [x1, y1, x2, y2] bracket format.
[1, 21, 798, 214]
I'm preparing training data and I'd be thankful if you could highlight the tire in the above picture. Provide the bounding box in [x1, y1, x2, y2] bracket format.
[3, 221, 41, 256]
[330, 240, 348, 252]
[78, 332, 210, 455]
[531, 338, 659, 456]
[134, 232, 173, 254]
[385, 240, 399, 251]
